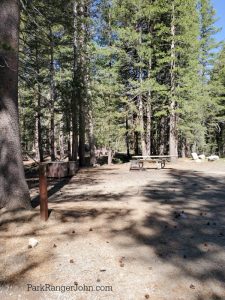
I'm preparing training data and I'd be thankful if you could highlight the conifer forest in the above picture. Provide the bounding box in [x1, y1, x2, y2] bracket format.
[4, 0, 225, 165]
[1, 1, 225, 298]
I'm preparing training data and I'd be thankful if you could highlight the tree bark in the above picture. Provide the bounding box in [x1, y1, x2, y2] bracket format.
[49, 26, 56, 161]
[146, 57, 152, 156]
[138, 27, 147, 156]
[169, 2, 178, 160]
[159, 117, 167, 155]
[78, 0, 86, 167]
[34, 33, 43, 162]
[125, 115, 130, 158]
[59, 122, 65, 160]
[0, 0, 31, 209]
[108, 148, 112, 165]
[71, 0, 79, 162]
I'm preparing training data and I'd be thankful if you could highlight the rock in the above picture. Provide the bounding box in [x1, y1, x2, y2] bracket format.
[191, 153, 199, 160]
[28, 238, 38, 248]
[199, 154, 206, 160]
[93, 163, 100, 167]
[208, 155, 219, 161]
[70, 259, 74, 263]
[190, 284, 195, 289]
[119, 256, 125, 263]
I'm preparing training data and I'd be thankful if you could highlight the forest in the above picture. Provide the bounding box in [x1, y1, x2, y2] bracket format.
[1, 1, 225, 298]
[1, 0, 225, 209]
[14, 0, 225, 162]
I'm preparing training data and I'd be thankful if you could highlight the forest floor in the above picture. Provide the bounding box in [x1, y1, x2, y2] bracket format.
[0, 159, 225, 300]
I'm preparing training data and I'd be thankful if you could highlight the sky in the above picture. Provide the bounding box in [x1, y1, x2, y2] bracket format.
[212, 0, 225, 42]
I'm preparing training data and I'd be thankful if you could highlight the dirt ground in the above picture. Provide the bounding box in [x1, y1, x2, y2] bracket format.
[0, 159, 225, 300]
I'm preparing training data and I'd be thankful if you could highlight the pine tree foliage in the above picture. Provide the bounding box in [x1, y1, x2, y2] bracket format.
[16, 0, 224, 163]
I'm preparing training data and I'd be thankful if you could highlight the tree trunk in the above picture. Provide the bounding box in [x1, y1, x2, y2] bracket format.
[35, 34, 43, 162]
[146, 57, 152, 156]
[59, 122, 65, 160]
[78, 0, 86, 167]
[0, 0, 31, 209]
[159, 117, 167, 155]
[66, 113, 72, 160]
[34, 116, 40, 161]
[37, 89, 43, 162]
[138, 27, 147, 156]
[49, 26, 56, 161]
[125, 115, 130, 158]
[169, 2, 178, 160]
[108, 148, 112, 165]
[87, 107, 96, 166]
[138, 92, 147, 156]
[181, 139, 186, 158]
[134, 131, 139, 155]
[71, 0, 79, 162]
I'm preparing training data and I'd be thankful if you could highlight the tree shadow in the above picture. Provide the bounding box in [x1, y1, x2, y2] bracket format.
[1, 167, 225, 298]
[109, 169, 225, 291]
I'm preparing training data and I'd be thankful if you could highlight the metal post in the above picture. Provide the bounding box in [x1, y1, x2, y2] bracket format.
[39, 163, 48, 221]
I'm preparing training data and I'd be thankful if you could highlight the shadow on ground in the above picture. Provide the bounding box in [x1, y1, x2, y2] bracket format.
[0, 167, 225, 299]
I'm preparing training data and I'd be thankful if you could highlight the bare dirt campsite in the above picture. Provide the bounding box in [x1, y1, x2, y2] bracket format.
[1, 159, 225, 300]
[1, 0, 225, 299]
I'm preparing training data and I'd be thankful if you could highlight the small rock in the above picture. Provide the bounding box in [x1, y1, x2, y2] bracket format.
[100, 269, 106, 272]
[70, 259, 74, 263]
[219, 232, 224, 237]
[89, 228, 93, 231]
[72, 230, 75, 234]
[119, 256, 125, 263]
[190, 284, 195, 289]
[145, 294, 150, 299]
[120, 263, 124, 267]
[183, 255, 187, 259]
[207, 222, 210, 226]
[97, 279, 101, 282]
[28, 238, 38, 248]
[53, 244, 57, 248]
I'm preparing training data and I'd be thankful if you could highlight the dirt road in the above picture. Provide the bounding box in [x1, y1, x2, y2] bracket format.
[0, 160, 225, 299]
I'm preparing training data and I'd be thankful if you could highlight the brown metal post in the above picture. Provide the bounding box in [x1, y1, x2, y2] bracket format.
[39, 163, 48, 221]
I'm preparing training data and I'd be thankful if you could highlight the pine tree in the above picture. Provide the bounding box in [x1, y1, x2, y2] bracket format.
[0, 0, 31, 209]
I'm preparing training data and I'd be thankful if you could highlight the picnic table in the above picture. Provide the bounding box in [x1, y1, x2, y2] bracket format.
[130, 155, 176, 170]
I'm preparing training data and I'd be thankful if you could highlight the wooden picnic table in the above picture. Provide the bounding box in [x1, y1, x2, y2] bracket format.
[130, 155, 176, 170]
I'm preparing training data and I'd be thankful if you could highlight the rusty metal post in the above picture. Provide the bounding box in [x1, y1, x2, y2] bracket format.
[39, 163, 48, 221]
